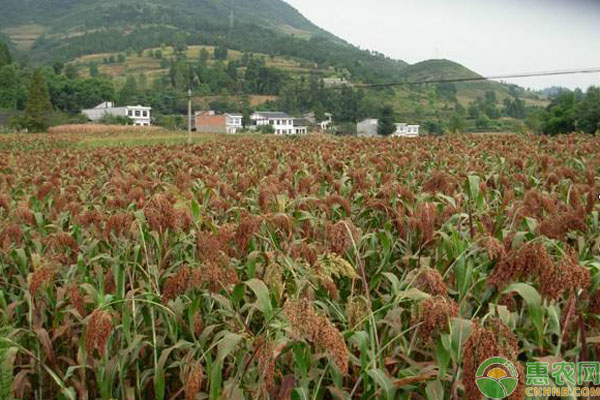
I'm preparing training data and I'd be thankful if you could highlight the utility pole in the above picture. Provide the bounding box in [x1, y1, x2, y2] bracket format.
[187, 88, 192, 144]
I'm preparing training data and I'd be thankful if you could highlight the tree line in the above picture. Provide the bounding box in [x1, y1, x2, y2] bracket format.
[2, 38, 598, 135]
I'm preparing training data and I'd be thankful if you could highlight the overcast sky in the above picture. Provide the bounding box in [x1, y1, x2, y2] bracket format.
[285, 0, 600, 90]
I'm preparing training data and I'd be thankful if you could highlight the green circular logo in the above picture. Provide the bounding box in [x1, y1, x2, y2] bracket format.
[475, 357, 519, 399]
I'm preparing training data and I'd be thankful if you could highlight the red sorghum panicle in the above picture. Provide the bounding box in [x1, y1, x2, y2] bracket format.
[16, 203, 35, 225]
[68, 285, 86, 317]
[184, 363, 204, 400]
[323, 194, 351, 215]
[234, 214, 261, 256]
[0, 223, 22, 251]
[104, 269, 116, 294]
[423, 171, 455, 195]
[257, 339, 277, 395]
[162, 266, 191, 303]
[463, 320, 524, 400]
[409, 202, 437, 246]
[413, 296, 458, 341]
[144, 194, 177, 233]
[539, 248, 591, 301]
[482, 236, 505, 260]
[30, 265, 56, 295]
[85, 309, 113, 357]
[37, 182, 55, 200]
[413, 268, 448, 296]
[104, 212, 134, 238]
[327, 220, 360, 255]
[283, 298, 349, 374]
[539, 212, 586, 240]
[176, 208, 194, 233]
[201, 261, 238, 293]
[196, 231, 224, 263]
[289, 242, 317, 266]
[561, 292, 578, 340]
[192, 312, 203, 338]
[0, 193, 10, 211]
[488, 242, 553, 292]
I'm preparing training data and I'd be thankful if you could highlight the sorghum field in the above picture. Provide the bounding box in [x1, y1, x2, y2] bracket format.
[0, 132, 599, 400]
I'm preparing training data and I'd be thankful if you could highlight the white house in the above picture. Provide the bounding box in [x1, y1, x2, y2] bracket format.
[293, 119, 309, 135]
[392, 123, 420, 138]
[250, 112, 295, 135]
[357, 119, 379, 137]
[323, 77, 352, 88]
[225, 113, 243, 133]
[82, 102, 152, 126]
[357, 119, 420, 137]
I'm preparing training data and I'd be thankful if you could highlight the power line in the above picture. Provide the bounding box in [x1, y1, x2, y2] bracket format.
[160, 66, 600, 100]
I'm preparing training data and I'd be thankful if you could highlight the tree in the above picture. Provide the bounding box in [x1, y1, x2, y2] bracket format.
[260, 124, 275, 134]
[542, 91, 578, 135]
[89, 62, 100, 77]
[119, 75, 138, 105]
[504, 96, 526, 119]
[173, 33, 188, 55]
[476, 115, 491, 130]
[0, 64, 26, 110]
[377, 105, 396, 136]
[425, 120, 446, 136]
[22, 70, 53, 132]
[214, 45, 228, 60]
[449, 112, 466, 133]
[65, 64, 78, 79]
[200, 48, 209, 63]
[436, 83, 457, 101]
[52, 60, 64, 75]
[468, 102, 480, 119]
[99, 114, 132, 125]
[578, 86, 600, 134]
[0, 40, 11, 67]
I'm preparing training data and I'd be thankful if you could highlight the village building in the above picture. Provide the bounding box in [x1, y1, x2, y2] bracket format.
[194, 111, 243, 134]
[250, 111, 295, 135]
[250, 111, 309, 135]
[357, 118, 420, 137]
[293, 118, 310, 135]
[323, 77, 352, 88]
[82, 102, 152, 126]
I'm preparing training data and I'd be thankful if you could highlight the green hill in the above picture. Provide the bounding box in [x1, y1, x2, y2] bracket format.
[399, 59, 481, 82]
[0, 0, 547, 131]
[0, 0, 407, 84]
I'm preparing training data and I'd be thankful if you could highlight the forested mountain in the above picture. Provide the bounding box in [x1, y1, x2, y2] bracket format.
[0, 0, 407, 83]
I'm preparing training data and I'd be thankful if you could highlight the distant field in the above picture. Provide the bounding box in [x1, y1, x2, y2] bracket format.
[2, 24, 46, 51]
[71, 45, 335, 82]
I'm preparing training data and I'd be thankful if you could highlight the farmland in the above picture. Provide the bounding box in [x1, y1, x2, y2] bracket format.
[0, 131, 599, 399]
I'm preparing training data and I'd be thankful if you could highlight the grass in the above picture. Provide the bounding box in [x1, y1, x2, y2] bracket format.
[0, 130, 599, 399]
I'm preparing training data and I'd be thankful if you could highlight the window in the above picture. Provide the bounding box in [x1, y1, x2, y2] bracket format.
[128, 110, 133, 117]
[135, 110, 141, 117]
[142, 111, 148, 117]
[269, 120, 274, 125]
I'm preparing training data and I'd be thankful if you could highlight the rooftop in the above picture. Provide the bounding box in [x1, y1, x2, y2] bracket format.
[252, 111, 291, 119]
